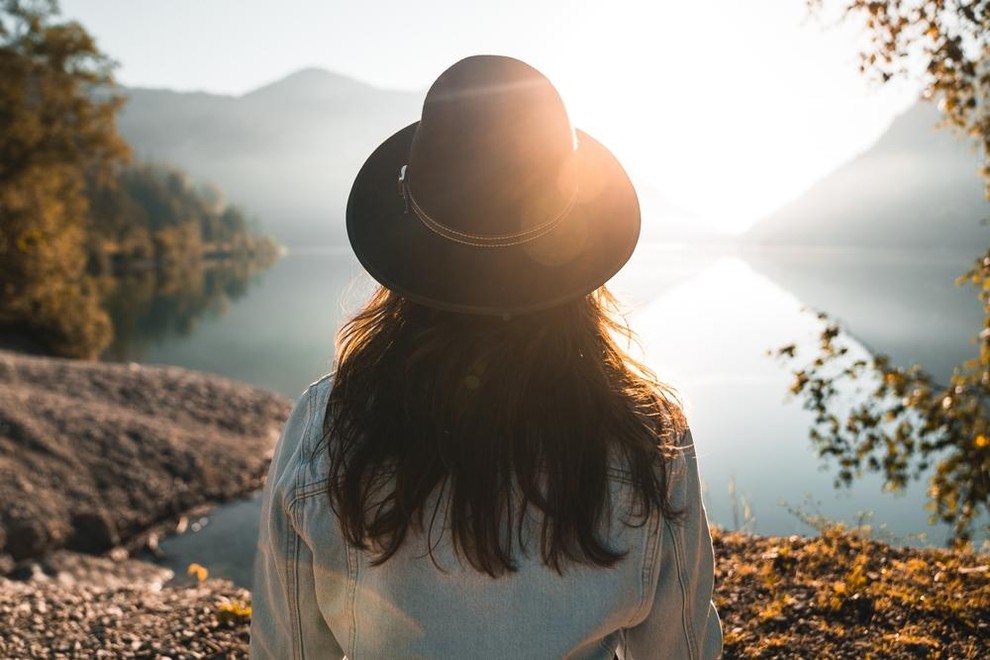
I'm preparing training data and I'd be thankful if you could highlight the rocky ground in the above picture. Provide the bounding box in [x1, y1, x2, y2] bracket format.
[713, 527, 990, 658]
[0, 350, 291, 565]
[0, 527, 986, 659]
[0, 552, 251, 658]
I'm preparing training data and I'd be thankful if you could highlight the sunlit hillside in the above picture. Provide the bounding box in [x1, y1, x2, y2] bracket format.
[746, 102, 990, 251]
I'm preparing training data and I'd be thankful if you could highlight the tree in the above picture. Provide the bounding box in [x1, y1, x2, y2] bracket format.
[0, 0, 129, 357]
[781, 1, 990, 542]
[86, 161, 281, 264]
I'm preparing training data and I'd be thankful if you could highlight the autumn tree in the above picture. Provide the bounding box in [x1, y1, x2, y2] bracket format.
[0, 0, 129, 357]
[781, 1, 990, 541]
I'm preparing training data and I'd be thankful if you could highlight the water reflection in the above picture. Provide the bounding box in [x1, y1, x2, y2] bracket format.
[743, 247, 982, 381]
[104, 248, 368, 396]
[628, 257, 898, 541]
[101, 256, 278, 363]
[144, 246, 984, 587]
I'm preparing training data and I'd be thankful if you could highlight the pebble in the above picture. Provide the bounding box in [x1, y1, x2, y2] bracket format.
[0, 575, 251, 658]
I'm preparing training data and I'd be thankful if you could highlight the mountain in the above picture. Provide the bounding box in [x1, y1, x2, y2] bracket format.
[116, 69, 422, 245]
[745, 102, 990, 251]
[116, 69, 723, 247]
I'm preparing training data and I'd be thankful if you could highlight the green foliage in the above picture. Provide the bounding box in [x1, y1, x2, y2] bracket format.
[784, 1, 990, 543]
[0, 0, 128, 358]
[87, 162, 280, 269]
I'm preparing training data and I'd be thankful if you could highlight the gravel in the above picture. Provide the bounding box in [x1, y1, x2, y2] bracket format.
[0, 551, 250, 659]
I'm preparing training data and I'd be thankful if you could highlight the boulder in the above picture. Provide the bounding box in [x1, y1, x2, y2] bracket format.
[0, 350, 291, 561]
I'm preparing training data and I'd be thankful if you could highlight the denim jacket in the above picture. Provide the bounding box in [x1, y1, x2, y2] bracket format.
[251, 376, 722, 658]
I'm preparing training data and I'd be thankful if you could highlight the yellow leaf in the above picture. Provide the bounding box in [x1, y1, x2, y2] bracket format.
[217, 598, 253, 619]
[187, 563, 209, 582]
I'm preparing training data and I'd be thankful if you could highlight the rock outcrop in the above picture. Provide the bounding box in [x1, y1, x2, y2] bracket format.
[0, 350, 291, 563]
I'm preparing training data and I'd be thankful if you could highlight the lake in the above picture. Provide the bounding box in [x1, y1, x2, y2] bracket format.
[106, 243, 986, 587]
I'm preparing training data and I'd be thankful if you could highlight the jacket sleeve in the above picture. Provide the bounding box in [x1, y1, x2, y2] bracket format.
[250, 385, 345, 659]
[623, 430, 723, 659]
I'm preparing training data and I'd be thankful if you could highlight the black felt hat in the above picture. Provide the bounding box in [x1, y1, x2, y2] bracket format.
[346, 55, 640, 315]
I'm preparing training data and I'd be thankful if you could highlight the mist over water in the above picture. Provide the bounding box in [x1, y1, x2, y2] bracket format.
[116, 244, 983, 587]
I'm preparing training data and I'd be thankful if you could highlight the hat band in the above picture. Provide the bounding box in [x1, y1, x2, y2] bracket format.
[398, 165, 577, 248]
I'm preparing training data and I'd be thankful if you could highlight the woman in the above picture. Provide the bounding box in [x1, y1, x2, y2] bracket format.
[251, 55, 722, 659]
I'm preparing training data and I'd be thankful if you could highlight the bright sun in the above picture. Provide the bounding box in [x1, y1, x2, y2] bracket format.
[535, 1, 917, 236]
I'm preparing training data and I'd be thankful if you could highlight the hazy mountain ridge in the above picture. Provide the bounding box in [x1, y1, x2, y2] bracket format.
[117, 70, 988, 250]
[745, 102, 990, 251]
[117, 69, 724, 247]
[117, 70, 423, 245]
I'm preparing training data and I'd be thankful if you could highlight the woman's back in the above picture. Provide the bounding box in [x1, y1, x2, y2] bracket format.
[250, 55, 722, 658]
[251, 375, 721, 659]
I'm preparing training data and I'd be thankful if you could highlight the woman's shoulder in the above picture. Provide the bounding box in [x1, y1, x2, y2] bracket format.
[266, 374, 334, 498]
[296, 373, 334, 456]
[288, 372, 334, 437]
[304, 373, 334, 411]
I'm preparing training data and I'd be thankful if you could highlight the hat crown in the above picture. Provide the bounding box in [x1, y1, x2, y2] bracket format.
[407, 56, 577, 240]
[346, 54, 640, 315]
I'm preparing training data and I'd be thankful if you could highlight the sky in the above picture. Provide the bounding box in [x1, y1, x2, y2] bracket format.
[59, 0, 920, 233]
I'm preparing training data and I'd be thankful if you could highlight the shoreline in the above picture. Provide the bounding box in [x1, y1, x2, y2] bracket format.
[2, 350, 987, 657]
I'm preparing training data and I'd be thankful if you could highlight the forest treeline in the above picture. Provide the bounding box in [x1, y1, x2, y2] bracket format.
[0, 1, 279, 359]
[86, 162, 280, 274]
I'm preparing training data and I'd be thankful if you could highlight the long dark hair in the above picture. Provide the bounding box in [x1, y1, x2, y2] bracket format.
[324, 285, 685, 577]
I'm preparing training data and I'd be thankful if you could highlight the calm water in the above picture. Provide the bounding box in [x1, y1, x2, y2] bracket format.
[109, 243, 985, 587]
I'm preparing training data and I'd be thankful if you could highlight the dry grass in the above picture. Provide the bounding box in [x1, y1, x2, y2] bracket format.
[713, 525, 990, 658]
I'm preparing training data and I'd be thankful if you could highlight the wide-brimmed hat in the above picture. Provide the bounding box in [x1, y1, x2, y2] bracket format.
[346, 55, 640, 315]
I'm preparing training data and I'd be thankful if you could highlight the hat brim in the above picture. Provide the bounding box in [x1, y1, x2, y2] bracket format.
[346, 122, 640, 315]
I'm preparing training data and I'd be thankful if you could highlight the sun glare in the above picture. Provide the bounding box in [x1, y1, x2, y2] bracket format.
[536, 1, 918, 236]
